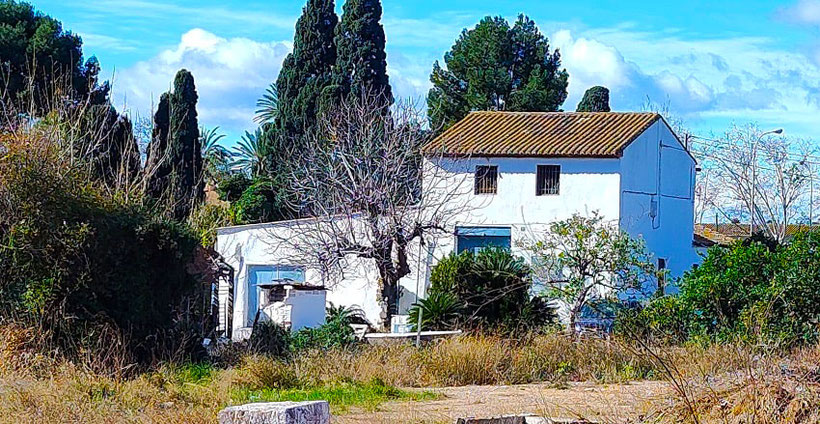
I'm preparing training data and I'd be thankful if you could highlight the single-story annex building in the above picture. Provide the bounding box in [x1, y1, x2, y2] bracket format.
[215, 111, 701, 339]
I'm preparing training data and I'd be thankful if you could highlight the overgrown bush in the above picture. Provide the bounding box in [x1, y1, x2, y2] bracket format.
[0, 136, 207, 365]
[619, 233, 820, 347]
[412, 247, 555, 331]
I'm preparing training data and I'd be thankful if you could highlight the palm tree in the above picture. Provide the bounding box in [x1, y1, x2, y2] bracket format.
[254, 83, 278, 124]
[200, 126, 232, 183]
[232, 128, 270, 177]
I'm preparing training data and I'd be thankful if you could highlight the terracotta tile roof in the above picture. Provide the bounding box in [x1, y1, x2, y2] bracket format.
[694, 223, 816, 245]
[421, 111, 662, 157]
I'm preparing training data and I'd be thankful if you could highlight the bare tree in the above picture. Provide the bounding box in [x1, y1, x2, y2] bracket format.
[264, 94, 472, 327]
[702, 124, 811, 242]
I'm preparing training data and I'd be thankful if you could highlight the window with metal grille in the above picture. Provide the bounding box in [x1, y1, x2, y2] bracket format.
[474, 165, 498, 195]
[536, 165, 560, 195]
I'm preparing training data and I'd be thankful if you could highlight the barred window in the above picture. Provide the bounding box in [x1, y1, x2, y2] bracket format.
[474, 165, 498, 195]
[536, 165, 560, 196]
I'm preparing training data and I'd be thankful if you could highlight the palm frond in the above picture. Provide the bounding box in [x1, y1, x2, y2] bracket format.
[254, 84, 279, 124]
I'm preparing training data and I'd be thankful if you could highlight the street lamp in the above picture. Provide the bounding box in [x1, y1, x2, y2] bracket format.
[749, 128, 784, 236]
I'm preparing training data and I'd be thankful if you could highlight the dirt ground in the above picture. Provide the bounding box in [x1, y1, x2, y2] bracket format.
[335, 381, 670, 424]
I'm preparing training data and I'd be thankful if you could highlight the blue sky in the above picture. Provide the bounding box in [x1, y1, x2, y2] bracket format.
[33, 0, 820, 144]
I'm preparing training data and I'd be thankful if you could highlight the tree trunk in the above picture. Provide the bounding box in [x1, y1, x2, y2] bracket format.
[377, 272, 400, 331]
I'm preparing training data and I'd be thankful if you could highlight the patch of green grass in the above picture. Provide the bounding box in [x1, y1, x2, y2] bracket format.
[231, 379, 438, 414]
[172, 362, 216, 385]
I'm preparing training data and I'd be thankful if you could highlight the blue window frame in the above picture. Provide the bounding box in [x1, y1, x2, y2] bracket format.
[455, 226, 511, 254]
[246, 265, 305, 326]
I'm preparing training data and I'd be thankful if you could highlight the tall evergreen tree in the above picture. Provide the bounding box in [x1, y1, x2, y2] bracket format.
[576, 86, 611, 112]
[332, 0, 392, 105]
[145, 92, 171, 199]
[168, 69, 203, 219]
[428, 15, 569, 132]
[143, 70, 203, 219]
[274, 0, 338, 136]
[78, 104, 140, 185]
[0, 0, 108, 113]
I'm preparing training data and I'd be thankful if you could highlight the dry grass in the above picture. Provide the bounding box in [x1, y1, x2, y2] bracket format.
[3, 324, 820, 423]
[649, 343, 820, 423]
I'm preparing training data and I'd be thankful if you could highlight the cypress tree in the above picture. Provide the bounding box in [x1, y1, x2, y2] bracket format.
[275, 0, 338, 136]
[332, 0, 392, 106]
[145, 92, 171, 200]
[168, 69, 203, 219]
[576, 86, 611, 112]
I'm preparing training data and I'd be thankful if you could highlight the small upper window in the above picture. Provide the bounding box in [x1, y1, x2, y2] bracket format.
[536, 165, 560, 196]
[474, 165, 498, 195]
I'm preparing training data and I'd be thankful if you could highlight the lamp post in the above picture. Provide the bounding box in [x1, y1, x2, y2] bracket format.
[749, 128, 784, 236]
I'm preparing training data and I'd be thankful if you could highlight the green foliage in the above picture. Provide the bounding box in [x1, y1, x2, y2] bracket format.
[523, 212, 657, 330]
[408, 291, 463, 331]
[620, 232, 820, 347]
[201, 126, 231, 185]
[248, 321, 292, 357]
[576, 86, 611, 112]
[415, 247, 555, 331]
[0, 0, 109, 112]
[0, 140, 205, 363]
[290, 310, 356, 352]
[217, 173, 252, 202]
[331, 0, 392, 106]
[428, 14, 568, 132]
[189, 203, 233, 247]
[231, 178, 293, 225]
[615, 295, 692, 344]
[232, 128, 272, 178]
[274, 0, 338, 137]
[75, 104, 140, 185]
[169, 69, 203, 219]
[145, 93, 172, 199]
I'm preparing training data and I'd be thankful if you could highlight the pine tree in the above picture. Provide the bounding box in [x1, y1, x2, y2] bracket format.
[428, 15, 569, 132]
[275, 0, 338, 136]
[332, 0, 392, 106]
[576, 86, 611, 112]
[168, 69, 203, 219]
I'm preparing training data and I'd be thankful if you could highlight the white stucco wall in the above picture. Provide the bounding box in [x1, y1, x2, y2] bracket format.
[216, 219, 430, 339]
[618, 120, 699, 287]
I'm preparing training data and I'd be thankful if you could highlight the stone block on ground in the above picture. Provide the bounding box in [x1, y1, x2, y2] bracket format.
[218, 401, 330, 424]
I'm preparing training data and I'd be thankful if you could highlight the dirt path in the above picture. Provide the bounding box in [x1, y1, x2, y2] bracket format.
[335, 381, 669, 424]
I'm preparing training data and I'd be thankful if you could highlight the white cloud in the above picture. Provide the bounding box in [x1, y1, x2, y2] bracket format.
[781, 0, 820, 25]
[113, 29, 291, 138]
[551, 30, 716, 113]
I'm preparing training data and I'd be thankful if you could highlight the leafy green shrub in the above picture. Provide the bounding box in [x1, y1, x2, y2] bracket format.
[620, 233, 820, 347]
[290, 312, 356, 352]
[615, 295, 692, 344]
[231, 178, 294, 224]
[216, 173, 251, 202]
[414, 247, 555, 331]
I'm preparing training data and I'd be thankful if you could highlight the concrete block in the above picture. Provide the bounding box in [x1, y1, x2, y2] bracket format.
[218, 401, 330, 424]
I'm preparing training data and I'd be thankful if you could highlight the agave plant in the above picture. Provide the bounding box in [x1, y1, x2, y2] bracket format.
[254, 83, 278, 124]
[200, 126, 232, 183]
[231, 128, 271, 177]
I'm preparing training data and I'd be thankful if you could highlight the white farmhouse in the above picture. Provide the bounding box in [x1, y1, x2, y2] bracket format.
[215, 111, 700, 339]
